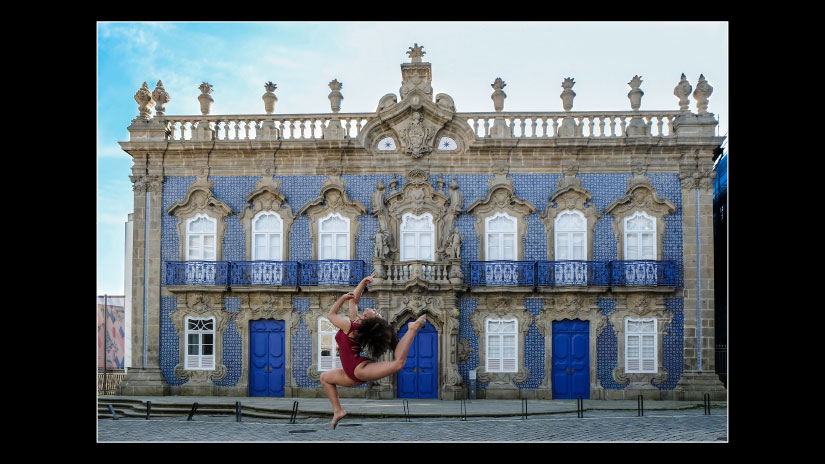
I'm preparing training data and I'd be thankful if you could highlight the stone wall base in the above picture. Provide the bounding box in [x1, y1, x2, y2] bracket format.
[116, 368, 170, 396]
[675, 371, 727, 401]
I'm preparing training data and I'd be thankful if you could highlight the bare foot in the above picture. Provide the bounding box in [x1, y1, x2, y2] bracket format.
[332, 409, 347, 429]
[410, 315, 426, 330]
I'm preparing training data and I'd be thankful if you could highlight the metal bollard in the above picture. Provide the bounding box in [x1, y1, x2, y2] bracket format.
[146, 401, 152, 420]
[522, 399, 527, 420]
[460, 399, 467, 421]
[289, 401, 299, 424]
[637, 395, 644, 417]
[108, 404, 119, 420]
[403, 399, 411, 422]
[577, 397, 584, 418]
[187, 402, 199, 421]
[236, 401, 242, 422]
[704, 393, 710, 415]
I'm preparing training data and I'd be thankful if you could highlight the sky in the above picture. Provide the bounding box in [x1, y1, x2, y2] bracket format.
[97, 21, 728, 296]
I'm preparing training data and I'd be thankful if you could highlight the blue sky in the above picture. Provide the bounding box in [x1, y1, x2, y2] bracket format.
[97, 21, 728, 295]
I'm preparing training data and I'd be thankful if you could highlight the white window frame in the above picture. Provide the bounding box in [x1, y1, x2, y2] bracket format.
[624, 211, 656, 261]
[318, 317, 343, 371]
[486, 318, 518, 373]
[625, 318, 657, 374]
[377, 137, 397, 151]
[400, 213, 435, 262]
[437, 136, 457, 151]
[185, 214, 217, 261]
[252, 211, 283, 261]
[319, 213, 350, 260]
[554, 210, 586, 261]
[485, 212, 518, 261]
[185, 317, 215, 370]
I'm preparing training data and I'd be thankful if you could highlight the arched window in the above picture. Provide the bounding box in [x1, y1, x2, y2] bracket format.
[318, 317, 343, 371]
[377, 137, 397, 151]
[252, 212, 283, 261]
[625, 318, 657, 373]
[185, 317, 215, 370]
[624, 211, 656, 260]
[319, 213, 350, 260]
[437, 137, 457, 151]
[486, 213, 517, 260]
[555, 210, 586, 261]
[486, 318, 517, 372]
[400, 213, 434, 261]
[186, 214, 217, 261]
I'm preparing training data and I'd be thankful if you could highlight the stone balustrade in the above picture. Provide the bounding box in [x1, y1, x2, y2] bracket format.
[457, 111, 680, 138]
[385, 261, 451, 284]
[161, 113, 375, 141]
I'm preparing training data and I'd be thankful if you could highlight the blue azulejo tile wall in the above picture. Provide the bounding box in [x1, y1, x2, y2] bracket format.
[655, 298, 684, 390]
[213, 297, 242, 387]
[596, 298, 624, 390]
[516, 298, 545, 390]
[291, 297, 314, 388]
[458, 298, 481, 390]
[159, 295, 185, 386]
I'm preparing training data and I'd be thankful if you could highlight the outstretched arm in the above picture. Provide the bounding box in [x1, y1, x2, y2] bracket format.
[348, 276, 374, 320]
[328, 292, 356, 334]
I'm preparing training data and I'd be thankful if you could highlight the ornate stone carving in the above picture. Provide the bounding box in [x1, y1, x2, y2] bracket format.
[626, 75, 649, 136]
[540, 172, 599, 261]
[167, 173, 234, 261]
[605, 175, 676, 261]
[151, 80, 169, 116]
[262, 81, 278, 115]
[470, 295, 532, 394]
[445, 228, 463, 259]
[673, 73, 692, 113]
[608, 295, 674, 388]
[558, 78, 579, 137]
[134, 82, 154, 120]
[376, 93, 398, 112]
[693, 74, 713, 115]
[490, 78, 507, 112]
[467, 173, 536, 260]
[327, 79, 343, 113]
[435, 93, 456, 112]
[400, 44, 433, 102]
[457, 338, 471, 363]
[169, 292, 233, 384]
[400, 111, 435, 158]
[238, 173, 295, 260]
[383, 169, 450, 260]
[297, 175, 367, 260]
[197, 82, 214, 115]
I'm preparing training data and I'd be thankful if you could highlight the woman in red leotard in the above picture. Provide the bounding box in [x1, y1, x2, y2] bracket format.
[320, 275, 427, 429]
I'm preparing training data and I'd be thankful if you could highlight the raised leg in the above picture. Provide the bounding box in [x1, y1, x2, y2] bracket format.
[319, 368, 363, 429]
[354, 315, 426, 382]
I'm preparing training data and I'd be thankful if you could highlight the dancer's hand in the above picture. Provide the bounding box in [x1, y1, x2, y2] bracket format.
[362, 276, 375, 285]
[340, 292, 356, 301]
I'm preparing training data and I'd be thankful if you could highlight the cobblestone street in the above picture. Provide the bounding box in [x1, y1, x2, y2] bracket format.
[97, 409, 727, 442]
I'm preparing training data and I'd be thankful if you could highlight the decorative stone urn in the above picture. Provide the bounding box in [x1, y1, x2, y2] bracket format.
[134, 82, 154, 120]
[262, 81, 278, 115]
[197, 82, 214, 115]
[673, 73, 692, 113]
[560, 77, 576, 111]
[626, 75, 648, 136]
[323, 79, 346, 140]
[558, 78, 578, 137]
[490, 78, 510, 139]
[151, 80, 169, 116]
[693, 74, 713, 115]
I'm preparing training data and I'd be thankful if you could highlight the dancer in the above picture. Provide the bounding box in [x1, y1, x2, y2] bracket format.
[320, 275, 427, 429]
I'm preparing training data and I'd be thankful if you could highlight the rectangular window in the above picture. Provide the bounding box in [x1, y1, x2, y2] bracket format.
[486, 319, 517, 373]
[185, 318, 215, 370]
[625, 318, 656, 374]
[318, 318, 343, 371]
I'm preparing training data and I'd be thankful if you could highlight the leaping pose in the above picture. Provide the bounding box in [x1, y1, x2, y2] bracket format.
[320, 275, 427, 429]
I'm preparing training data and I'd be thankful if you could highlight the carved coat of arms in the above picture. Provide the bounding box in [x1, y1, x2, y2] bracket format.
[402, 111, 434, 158]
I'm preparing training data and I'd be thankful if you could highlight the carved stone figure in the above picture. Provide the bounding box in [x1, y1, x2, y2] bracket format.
[446, 228, 462, 259]
[374, 227, 390, 259]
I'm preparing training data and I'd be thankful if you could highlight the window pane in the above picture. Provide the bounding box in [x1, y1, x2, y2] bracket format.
[488, 234, 500, 260]
[642, 335, 654, 358]
[503, 234, 515, 260]
[503, 335, 516, 357]
[627, 336, 639, 358]
[270, 234, 281, 260]
[202, 344, 214, 356]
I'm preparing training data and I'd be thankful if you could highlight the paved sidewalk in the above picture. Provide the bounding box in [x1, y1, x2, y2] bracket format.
[99, 395, 725, 419]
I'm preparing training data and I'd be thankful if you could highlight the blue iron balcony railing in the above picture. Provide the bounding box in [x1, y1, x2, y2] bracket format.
[230, 261, 300, 286]
[536, 260, 610, 287]
[165, 261, 230, 286]
[300, 260, 365, 286]
[610, 260, 677, 287]
[470, 261, 536, 287]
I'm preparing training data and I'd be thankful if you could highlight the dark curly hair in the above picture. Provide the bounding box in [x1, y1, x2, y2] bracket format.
[354, 317, 399, 358]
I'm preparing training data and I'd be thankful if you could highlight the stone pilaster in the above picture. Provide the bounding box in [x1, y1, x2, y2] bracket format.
[675, 150, 726, 399]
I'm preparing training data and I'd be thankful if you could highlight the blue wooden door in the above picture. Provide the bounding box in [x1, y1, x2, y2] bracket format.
[397, 318, 438, 398]
[551, 320, 589, 399]
[249, 319, 285, 397]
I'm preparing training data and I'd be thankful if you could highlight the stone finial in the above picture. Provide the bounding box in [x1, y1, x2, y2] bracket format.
[197, 82, 214, 115]
[560, 78, 576, 112]
[491, 78, 507, 112]
[627, 75, 644, 111]
[328, 79, 343, 114]
[674, 73, 692, 112]
[407, 43, 426, 63]
[262, 81, 278, 114]
[151, 80, 169, 116]
[693, 74, 713, 115]
[134, 82, 154, 120]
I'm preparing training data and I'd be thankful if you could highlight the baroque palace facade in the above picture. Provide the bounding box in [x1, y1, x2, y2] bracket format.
[117, 45, 726, 400]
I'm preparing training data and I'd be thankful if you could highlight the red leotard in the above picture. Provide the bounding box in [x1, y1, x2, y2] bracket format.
[335, 320, 371, 383]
